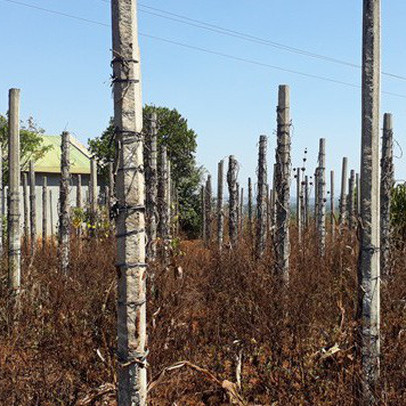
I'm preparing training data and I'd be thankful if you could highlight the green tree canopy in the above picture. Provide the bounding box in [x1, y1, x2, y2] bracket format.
[88, 105, 204, 237]
[0, 114, 52, 182]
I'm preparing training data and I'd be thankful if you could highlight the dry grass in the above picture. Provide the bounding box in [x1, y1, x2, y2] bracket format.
[1, 228, 406, 405]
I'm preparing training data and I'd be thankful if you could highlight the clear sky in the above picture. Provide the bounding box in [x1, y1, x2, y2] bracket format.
[1, 0, 406, 194]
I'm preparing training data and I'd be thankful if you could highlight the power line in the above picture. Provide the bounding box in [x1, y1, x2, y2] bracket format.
[116, 0, 406, 82]
[2, 0, 406, 98]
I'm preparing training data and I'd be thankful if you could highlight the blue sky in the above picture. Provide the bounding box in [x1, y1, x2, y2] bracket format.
[1, 0, 406, 193]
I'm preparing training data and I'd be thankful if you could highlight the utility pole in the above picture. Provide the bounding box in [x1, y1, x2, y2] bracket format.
[8, 88, 21, 293]
[111, 0, 147, 403]
[358, 0, 381, 403]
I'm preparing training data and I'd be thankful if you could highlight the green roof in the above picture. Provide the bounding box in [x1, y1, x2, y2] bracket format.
[33, 135, 91, 175]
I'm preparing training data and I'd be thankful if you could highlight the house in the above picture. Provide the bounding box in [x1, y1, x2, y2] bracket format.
[3, 134, 104, 236]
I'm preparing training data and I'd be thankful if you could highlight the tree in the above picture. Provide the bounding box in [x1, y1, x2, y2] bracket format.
[89, 105, 203, 237]
[0, 114, 52, 182]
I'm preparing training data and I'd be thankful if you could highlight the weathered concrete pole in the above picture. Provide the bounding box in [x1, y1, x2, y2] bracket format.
[201, 184, 206, 242]
[158, 146, 169, 242]
[0, 145, 3, 257]
[76, 174, 82, 209]
[29, 160, 36, 254]
[59, 132, 70, 275]
[111, 0, 147, 403]
[314, 169, 319, 221]
[204, 175, 212, 246]
[295, 167, 302, 244]
[227, 155, 238, 248]
[339, 157, 348, 228]
[358, 0, 381, 403]
[304, 175, 309, 228]
[90, 159, 98, 228]
[356, 173, 361, 217]
[256, 135, 268, 258]
[49, 190, 54, 237]
[23, 172, 29, 247]
[247, 177, 253, 241]
[330, 170, 335, 241]
[240, 187, 244, 234]
[108, 161, 115, 211]
[380, 113, 394, 277]
[7, 88, 21, 292]
[317, 138, 326, 255]
[42, 176, 48, 249]
[274, 85, 291, 283]
[217, 160, 224, 250]
[236, 182, 240, 238]
[167, 160, 172, 237]
[348, 170, 356, 230]
[145, 113, 158, 260]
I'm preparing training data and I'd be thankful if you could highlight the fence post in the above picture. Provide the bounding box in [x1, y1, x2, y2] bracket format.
[59, 132, 70, 275]
[49, 190, 54, 237]
[304, 175, 309, 228]
[201, 184, 206, 242]
[227, 155, 238, 248]
[247, 177, 252, 241]
[76, 174, 82, 209]
[256, 135, 268, 258]
[42, 176, 48, 249]
[7, 88, 21, 293]
[380, 113, 394, 276]
[274, 85, 291, 283]
[217, 160, 224, 250]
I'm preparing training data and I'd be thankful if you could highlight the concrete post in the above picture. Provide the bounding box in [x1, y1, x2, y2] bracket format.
[90, 159, 98, 228]
[76, 174, 82, 209]
[217, 160, 224, 250]
[380, 113, 394, 277]
[339, 157, 348, 228]
[227, 155, 238, 248]
[348, 169, 356, 230]
[111, 0, 147, 402]
[7, 88, 21, 292]
[256, 135, 267, 257]
[274, 85, 291, 283]
[59, 132, 70, 275]
[42, 176, 48, 248]
[358, 1, 381, 402]
[317, 139, 326, 255]
[29, 160, 36, 254]
[330, 170, 335, 241]
[23, 172, 29, 250]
